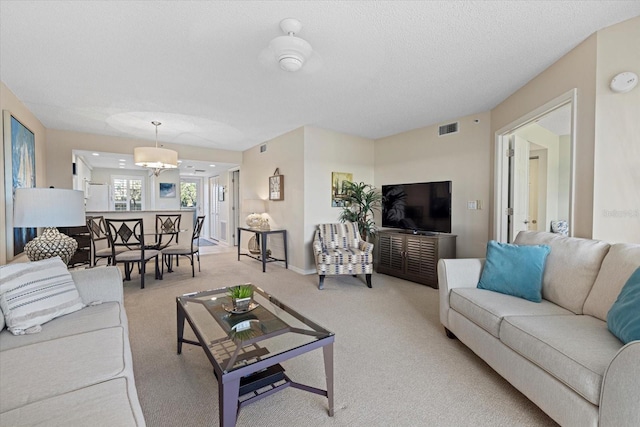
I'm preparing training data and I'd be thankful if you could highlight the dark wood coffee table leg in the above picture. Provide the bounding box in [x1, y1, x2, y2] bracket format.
[219, 377, 241, 427]
[323, 342, 335, 416]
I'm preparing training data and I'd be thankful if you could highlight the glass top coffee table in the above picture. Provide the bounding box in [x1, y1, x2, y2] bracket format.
[176, 284, 335, 427]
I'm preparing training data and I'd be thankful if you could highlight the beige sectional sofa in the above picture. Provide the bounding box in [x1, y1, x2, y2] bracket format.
[0, 266, 145, 426]
[438, 231, 640, 427]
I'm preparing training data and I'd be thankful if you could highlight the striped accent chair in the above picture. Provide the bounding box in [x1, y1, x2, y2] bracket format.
[313, 222, 374, 290]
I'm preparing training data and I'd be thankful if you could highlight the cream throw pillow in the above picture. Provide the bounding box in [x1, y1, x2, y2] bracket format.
[0, 257, 84, 335]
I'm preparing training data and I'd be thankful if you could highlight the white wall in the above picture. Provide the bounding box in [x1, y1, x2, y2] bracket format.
[304, 126, 375, 271]
[593, 16, 640, 243]
[374, 112, 492, 258]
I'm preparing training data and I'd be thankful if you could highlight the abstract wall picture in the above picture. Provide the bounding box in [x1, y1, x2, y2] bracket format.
[159, 182, 177, 198]
[10, 115, 36, 255]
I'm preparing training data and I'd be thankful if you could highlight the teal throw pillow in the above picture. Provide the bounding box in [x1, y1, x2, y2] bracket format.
[477, 240, 551, 302]
[607, 267, 640, 344]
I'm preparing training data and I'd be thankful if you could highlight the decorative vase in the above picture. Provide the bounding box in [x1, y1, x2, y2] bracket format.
[24, 227, 78, 265]
[232, 297, 252, 312]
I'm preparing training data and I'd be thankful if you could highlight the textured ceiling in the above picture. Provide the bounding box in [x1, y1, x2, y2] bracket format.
[1, 1, 639, 152]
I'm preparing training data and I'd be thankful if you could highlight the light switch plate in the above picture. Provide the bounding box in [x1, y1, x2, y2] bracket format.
[467, 201, 477, 210]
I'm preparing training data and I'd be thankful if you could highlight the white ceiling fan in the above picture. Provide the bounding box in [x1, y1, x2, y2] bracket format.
[260, 18, 322, 73]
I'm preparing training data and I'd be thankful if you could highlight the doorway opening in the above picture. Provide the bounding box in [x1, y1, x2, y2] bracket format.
[494, 89, 576, 242]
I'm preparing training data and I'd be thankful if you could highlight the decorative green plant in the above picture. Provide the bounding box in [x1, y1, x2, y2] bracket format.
[227, 284, 253, 300]
[338, 181, 382, 241]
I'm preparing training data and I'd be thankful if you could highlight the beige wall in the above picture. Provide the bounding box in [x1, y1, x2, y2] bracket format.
[304, 126, 375, 272]
[1, 83, 47, 264]
[241, 126, 375, 274]
[45, 128, 242, 190]
[242, 128, 305, 272]
[593, 16, 640, 243]
[374, 112, 492, 258]
[491, 34, 597, 239]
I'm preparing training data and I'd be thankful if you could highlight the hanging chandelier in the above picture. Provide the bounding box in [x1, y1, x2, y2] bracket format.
[134, 121, 178, 176]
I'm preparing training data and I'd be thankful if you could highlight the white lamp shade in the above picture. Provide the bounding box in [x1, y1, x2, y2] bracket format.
[13, 188, 86, 227]
[134, 146, 178, 169]
[243, 199, 265, 214]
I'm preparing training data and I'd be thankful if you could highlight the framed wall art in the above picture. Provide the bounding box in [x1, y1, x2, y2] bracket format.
[269, 168, 284, 201]
[3, 111, 37, 258]
[159, 182, 177, 198]
[331, 172, 352, 207]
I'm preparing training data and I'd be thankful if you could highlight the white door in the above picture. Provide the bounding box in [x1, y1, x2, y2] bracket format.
[209, 176, 220, 241]
[509, 135, 530, 241]
[528, 157, 539, 231]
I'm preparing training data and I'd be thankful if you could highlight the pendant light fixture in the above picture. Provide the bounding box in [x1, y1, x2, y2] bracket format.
[134, 121, 178, 176]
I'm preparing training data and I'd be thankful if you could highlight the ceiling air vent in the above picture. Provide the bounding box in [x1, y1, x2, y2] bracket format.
[438, 122, 459, 136]
[260, 144, 267, 153]
[195, 169, 206, 173]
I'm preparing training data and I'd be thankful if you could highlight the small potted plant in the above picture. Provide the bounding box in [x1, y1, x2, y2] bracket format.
[227, 284, 254, 312]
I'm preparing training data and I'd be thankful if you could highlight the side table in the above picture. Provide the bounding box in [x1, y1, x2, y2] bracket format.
[237, 227, 288, 272]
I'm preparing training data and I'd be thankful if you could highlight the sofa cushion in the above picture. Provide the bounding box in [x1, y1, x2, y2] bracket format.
[450, 288, 573, 338]
[514, 231, 610, 314]
[477, 240, 550, 302]
[0, 301, 124, 351]
[583, 243, 640, 321]
[0, 377, 141, 427]
[607, 267, 640, 344]
[0, 326, 127, 413]
[500, 314, 623, 405]
[0, 257, 85, 335]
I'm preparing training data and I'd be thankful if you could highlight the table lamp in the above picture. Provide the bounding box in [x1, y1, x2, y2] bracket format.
[243, 199, 265, 229]
[13, 188, 86, 265]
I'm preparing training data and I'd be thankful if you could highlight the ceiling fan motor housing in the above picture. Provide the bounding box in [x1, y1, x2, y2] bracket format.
[269, 18, 313, 72]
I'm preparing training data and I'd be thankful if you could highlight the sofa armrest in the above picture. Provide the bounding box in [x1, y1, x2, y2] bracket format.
[71, 266, 123, 305]
[599, 340, 640, 427]
[437, 258, 485, 329]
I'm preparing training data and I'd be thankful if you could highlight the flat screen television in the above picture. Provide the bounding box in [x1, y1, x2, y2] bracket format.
[381, 181, 452, 233]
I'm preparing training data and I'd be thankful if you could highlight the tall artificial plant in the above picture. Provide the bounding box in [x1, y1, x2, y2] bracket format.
[338, 181, 382, 241]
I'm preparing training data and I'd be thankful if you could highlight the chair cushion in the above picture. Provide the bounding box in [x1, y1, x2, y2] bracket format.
[607, 267, 640, 344]
[115, 249, 159, 262]
[500, 314, 622, 405]
[477, 240, 550, 302]
[317, 223, 361, 250]
[514, 231, 610, 314]
[162, 244, 198, 255]
[583, 243, 640, 321]
[450, 288, 572, 338]
[0, 257, 85, 335]
[316, 247, 372, 265]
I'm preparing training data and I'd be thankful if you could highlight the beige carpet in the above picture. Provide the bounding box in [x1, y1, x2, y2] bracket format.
[123, 252, 557, 427]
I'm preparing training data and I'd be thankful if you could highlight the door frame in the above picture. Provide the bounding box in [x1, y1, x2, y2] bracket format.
[493, 89, 577, 242]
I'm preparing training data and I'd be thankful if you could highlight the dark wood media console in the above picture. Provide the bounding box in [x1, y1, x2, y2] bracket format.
[376, 230, 456, 288]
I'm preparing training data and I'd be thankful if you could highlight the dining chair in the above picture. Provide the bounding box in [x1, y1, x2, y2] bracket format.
[105, 218, 162, 289]
[86, 215, 127, 266]
[161, 215, 205, 277]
